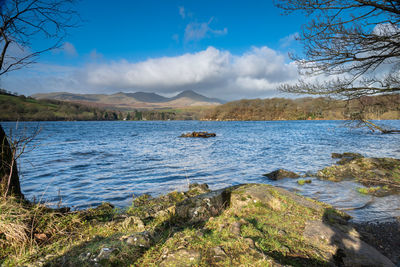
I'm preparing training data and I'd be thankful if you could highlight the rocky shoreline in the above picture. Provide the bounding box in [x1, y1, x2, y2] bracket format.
[263, 152, 400, 197]
[1, 152, 399, 266]
[1, 182, 398, 266]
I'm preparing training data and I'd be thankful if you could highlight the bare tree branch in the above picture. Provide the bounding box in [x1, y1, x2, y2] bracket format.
[0, 0, 80, 76]
[275, 0, 400, 133]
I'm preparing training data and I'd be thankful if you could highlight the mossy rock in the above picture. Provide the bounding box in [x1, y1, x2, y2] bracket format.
[180, 132, 216, 138]
[2, 184, 395, 266]
[317, 153, 400, 195]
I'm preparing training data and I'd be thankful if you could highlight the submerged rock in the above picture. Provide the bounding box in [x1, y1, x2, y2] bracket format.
[263, 169, 300, 180]
[317, 153, 400, 196]
[180, 131, 216, 138]
[331, 152, 363, 160]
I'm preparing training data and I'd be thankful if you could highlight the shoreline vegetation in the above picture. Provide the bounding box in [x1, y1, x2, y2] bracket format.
[1, 153, 399, 266]
[1, 91, 399, 122]
[1, 183, 399, 266]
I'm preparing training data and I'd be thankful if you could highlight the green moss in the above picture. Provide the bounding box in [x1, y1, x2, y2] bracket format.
[357, 186, 381, 195]
[1, 184, 350, 266]
[297, 179, 312, 185]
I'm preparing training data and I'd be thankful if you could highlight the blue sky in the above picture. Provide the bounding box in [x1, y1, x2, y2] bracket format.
[2, 0, 307, 100]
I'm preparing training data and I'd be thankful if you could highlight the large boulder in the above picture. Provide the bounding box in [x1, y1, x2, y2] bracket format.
[175, 187, 232, 224]
[169, 184, 394, 266]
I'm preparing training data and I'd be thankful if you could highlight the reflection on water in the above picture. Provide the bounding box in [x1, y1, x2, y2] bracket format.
[2, 120, 400, 222]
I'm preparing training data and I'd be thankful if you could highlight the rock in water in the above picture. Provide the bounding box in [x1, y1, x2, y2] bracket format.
[317, 153, 400, 195]
[263, 169, 300, 180]
[180, 131, 216, 138]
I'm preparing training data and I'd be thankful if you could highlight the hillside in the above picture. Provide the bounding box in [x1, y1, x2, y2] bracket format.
[0, 93, 119, 121]
[0, 93, 213, 121]
[32, 90, 224, 110]
[203, 95, 400, 121]
[3, 92, 399, 122]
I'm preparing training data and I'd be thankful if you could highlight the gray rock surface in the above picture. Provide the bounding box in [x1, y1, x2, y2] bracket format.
[263, 169, 300, 180]
[175, 188, 231, 224]
[304, 220, 395, 267]
[160, 249, 201, 267]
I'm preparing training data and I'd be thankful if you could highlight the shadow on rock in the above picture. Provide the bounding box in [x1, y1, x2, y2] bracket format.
[303, 208, 396, 266]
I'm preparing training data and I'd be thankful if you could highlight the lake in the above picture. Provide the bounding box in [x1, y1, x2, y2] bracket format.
[2, 120, 400, 222]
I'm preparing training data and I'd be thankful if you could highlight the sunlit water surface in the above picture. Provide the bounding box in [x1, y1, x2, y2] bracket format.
[2, 120, 400, 222]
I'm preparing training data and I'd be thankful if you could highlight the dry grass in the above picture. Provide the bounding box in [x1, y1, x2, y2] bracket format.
[0, 196, 84, 264]
[0, 197, 31, 256]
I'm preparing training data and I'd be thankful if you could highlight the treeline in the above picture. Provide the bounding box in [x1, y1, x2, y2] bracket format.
[3, 92, 399, 122]
[203, 95, 400, 121]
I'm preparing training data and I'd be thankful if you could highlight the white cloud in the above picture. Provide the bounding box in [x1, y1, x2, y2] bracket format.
[184, 18, 228, 42]
[2, 46, 299, 100]
[85, 47, 231, 88]
[63, 42, 78, 57]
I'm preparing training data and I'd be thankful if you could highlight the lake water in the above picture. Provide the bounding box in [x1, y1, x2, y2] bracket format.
[2, 120, 400, 222]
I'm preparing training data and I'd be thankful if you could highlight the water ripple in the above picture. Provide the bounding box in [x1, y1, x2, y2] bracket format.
[2, 120, 400, 222]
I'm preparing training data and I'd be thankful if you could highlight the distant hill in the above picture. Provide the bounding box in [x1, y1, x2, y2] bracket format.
[0, 93, 212, 121]
[0, 93, 111, 121]
[32, 90, 224, 110]
[3, 91, 398, 122]
[124, 92, 169, 103]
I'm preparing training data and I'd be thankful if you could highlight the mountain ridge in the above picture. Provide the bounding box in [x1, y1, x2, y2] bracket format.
[32, 90, 224, 110]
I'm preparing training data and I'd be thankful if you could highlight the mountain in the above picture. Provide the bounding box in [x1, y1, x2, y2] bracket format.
[171, 90, 224, 103]
[32, 90, 224, 110]
[124, 92, 169, 103]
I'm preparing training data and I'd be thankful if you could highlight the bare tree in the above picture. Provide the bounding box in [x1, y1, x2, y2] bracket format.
[0, 124, 40, 198]
[0, 0, 79, 76]
[0, 0, 78, 199]
[275, 0, 400, 132]
[0, 125, 21, 198]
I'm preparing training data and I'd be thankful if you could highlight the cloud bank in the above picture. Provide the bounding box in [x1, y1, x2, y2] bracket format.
[3, 46, 299, 101]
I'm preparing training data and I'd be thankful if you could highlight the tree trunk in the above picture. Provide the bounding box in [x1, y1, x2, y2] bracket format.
[0, 125, 23, 198]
